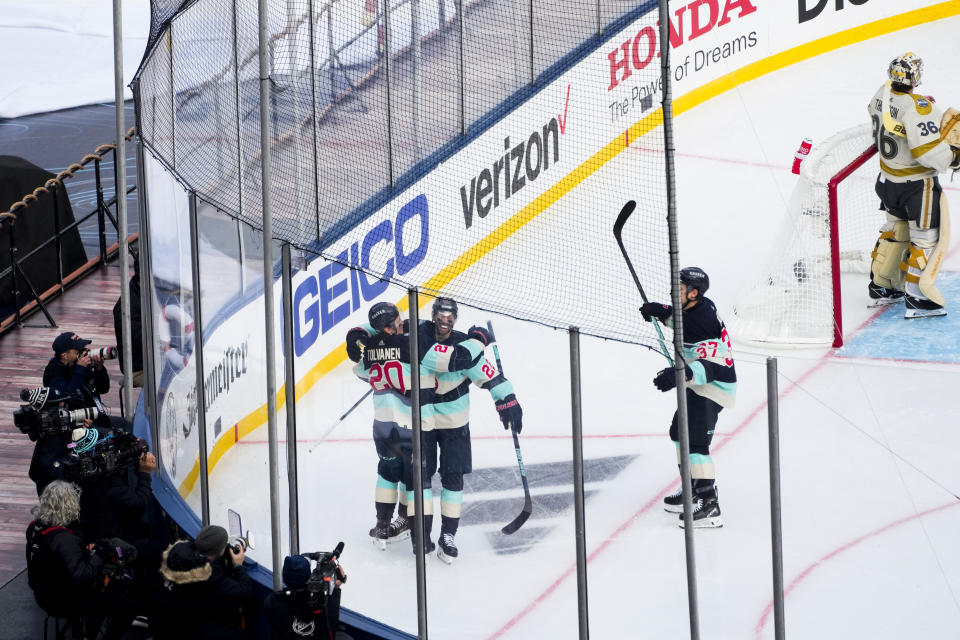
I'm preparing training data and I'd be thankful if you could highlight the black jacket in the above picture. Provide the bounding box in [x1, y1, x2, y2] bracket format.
[113, 274, 143, 374]
[26, 520, 104, 615]
[28, 435, 75, 496]
[43, 357, 111, 409]
[263, 588, 342, 639]
[79, 467, 152, 543]
[152, 540, 254, 639]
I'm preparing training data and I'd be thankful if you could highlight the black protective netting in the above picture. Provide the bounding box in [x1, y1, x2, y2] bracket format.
[134, 0, 672, 346]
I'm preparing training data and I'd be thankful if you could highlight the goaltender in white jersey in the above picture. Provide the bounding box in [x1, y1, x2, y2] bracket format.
[866, 52, 960, 318]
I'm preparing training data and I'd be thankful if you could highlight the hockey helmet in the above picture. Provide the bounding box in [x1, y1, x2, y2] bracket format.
[888, 52, 922, 89]
[432, 297, 458, 318]
[679, 267, 709, 297]
[369, 302, 400, 332]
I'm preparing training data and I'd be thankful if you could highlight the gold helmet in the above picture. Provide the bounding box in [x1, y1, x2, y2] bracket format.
[888, 52, 922, 89]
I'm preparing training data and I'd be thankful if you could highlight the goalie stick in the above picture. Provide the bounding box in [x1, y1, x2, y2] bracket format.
[486, 320, 533, 535]
[613, 200, 673, 364]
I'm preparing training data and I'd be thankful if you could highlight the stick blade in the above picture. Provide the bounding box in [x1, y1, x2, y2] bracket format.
[501, 507, 532, 535]
[613, 200, 638, 238]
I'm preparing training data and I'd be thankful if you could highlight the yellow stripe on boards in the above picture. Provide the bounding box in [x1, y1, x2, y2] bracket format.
[175, 2, 960, 497]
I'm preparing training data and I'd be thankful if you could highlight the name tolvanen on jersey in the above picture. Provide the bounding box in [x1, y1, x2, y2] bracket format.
[367, 347, 402, 362]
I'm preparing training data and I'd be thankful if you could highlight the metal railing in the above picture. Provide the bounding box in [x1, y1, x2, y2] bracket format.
[0, 128, 138, 334]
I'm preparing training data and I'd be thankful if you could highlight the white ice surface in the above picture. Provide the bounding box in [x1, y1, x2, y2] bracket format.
[194, 16, 960, 640]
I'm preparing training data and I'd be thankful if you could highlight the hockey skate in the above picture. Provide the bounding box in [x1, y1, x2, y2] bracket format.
[904, 295, 946, 319]
[678, 492, 723, 529]
[663, 488, 685, 513]
[437, 533, 458, 565]
[411, 533, 436, 556]
[369, 516, 411, 550]
[867, 282, 904, 308]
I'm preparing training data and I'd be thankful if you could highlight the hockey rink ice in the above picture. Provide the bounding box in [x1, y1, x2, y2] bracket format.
[4, 3, 959, 639]
[189, 15, 960, 640]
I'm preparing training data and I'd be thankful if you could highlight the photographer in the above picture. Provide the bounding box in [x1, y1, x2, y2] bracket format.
[43, 331, 130, 433]
[263, 554, 351, 639]
[26, 481, 135, 640]
[79, 446, 156, 543]
[153, 524, 254, 639]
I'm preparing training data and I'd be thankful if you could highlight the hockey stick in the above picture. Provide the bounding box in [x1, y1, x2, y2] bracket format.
[486, 321, 532, 535]
[307, 388, 373, 453]
[613, 200, 673, 364]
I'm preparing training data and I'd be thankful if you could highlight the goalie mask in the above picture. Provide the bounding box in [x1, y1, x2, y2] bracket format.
[888, 52, 922, 89]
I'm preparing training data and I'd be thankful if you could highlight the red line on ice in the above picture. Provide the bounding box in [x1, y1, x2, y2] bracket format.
[486, 357, 833, 639]
[753, 500, 960, 638]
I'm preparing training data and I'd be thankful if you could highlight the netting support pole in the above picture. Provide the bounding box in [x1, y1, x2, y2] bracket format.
[134, 138, 161, 468]
[766, 357, 786, 640]
[113, 0, 133, 419]
[407, 288, 429, 639]
[383, 0, 395, 187]
[595, 0, 601, 34]
[258, 0, 284, 591]
[569, 327, 589, 639]
[527, 0, 534, 83]
[231, 0, 244, 219]
[456, 0, 464, 135]
[411, 0, 422, 162]
[188, 193, 211, 526]
[282, 244, 300, 554]
[167, 27, 176, 169]
[309, 0, 320, 239]
[659, 1, 701, 638]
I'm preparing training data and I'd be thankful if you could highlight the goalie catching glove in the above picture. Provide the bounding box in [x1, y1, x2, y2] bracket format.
[495, 394, 523, 433]
[345, 327, 370, 362]
[640, 303, 672, 322]
[653, 366, 692, 392]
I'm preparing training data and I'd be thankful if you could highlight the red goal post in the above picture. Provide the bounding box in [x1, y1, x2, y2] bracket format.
[729, 124, 883, 349]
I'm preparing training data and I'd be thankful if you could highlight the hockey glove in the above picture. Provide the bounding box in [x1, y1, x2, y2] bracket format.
[653, 366, 692, 392]
[345, 327, 369, 362]
[640, 303, 672, 322]
[495, 394, 523, 433]
[468, 325, 493, 346]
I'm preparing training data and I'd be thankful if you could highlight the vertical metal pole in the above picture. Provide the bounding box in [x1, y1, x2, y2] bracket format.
[569, 327, 589, 640]
[258, 0, 284, 590]
[767, 357, 786, 640]
[411, 0, 422, 162]
[383, 0, 395, 186]
[188, 193, 211, 525]
[660, 1, 700, 638]
[9, 222, 20, 326]
[168, 28, 177, 169]
[136, 139, 161, 462]
[408, 288, 428, 640]
[456, 0, 464, 135]
[50, 184, 64, 290]
[113, 0, 134, 419]
[94, 158, 108, 263]
[231, 0, 244, 220]
[308, 0, 321, 241]
[282, 244, 300, 554]
[527, 0, 534, 83]
[326, 4, 336, 103]
[595, 0, 601, 34]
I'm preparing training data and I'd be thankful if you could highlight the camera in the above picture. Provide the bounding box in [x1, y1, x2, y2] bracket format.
[93, 537, 138, 594]
[13, 387, 99, 441]
[84, 346, 118, 360]
[302, 542, 346, 609]
[68, 430, 148, 479]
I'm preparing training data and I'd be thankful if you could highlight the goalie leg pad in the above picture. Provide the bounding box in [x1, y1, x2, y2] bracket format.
[901, 221, 946, 305]
[871, 219, 910, 289]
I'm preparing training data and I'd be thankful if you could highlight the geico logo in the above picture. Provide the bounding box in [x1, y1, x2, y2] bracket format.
[607, 0, 757, 91]
[293, 194, 429, 357]
[460, 118, 561, 229]
[799, 0, 868, 24]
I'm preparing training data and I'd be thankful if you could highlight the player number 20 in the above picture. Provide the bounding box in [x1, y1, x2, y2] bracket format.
[368, 361, 406, 393]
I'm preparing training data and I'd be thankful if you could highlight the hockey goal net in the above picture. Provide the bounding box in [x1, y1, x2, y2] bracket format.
[729, 123, 885, 348]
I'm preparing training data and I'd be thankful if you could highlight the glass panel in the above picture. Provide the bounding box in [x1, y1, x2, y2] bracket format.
[143, 152, 201, 514]
[197, 199, 243, 323]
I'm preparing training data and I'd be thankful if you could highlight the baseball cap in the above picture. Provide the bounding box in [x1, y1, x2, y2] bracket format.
[52, 332, 92, 354]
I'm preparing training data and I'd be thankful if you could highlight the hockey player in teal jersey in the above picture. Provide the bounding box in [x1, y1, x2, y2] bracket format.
[347, 301, 497, 555]
[641, 267, 736, 528]
[420, 298, 521, 564]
